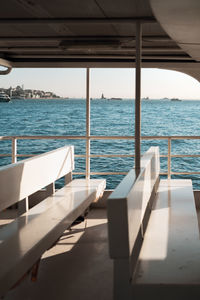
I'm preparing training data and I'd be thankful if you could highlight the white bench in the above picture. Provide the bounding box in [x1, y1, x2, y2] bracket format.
[0, 146, 106, 297]
[107, 146, 200, 299]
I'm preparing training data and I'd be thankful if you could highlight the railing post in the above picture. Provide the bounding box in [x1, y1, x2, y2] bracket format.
[12, 137, 17, 163]
[135, 21, 142, 175]
[86, 68, 90, 179]
[168, 138, 171, 179]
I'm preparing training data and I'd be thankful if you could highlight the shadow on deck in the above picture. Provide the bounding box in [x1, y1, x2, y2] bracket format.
[2, 190, 200, 300]
[4, 208, 113, 300]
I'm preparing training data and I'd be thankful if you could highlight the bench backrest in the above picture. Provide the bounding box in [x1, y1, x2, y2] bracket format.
[107, 146, 160, 260]
[0, 146, 74, 211]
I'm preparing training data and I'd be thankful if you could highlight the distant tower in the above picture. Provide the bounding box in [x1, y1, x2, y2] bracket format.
[9, 86, 12, 97]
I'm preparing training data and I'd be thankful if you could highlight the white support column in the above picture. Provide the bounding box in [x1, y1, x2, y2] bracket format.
[86, 68, 90, 179]
[12, 137, 17, 163]
[135, 21, 142, 174]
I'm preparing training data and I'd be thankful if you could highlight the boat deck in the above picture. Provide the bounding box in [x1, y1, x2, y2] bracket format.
[1, 192, 200, 300]
[2, 207, 113, 300]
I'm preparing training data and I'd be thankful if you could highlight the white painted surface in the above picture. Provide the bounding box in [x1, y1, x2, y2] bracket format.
[0, 146, 74, 211]
[0, 178, 106, 297]
[108, 147, 160, 258]
[150, 0, 200, 61]
[141, 146, 160, 191]
[132, 179, 200, 295]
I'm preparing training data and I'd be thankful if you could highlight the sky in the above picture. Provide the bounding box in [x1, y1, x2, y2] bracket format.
[0, 68, 200, 99]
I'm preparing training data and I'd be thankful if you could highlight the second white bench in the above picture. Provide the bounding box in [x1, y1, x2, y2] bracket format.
[107, 146, 200, 299]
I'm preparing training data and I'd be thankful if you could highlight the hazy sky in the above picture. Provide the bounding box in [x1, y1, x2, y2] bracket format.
[0, 68, 200, 99]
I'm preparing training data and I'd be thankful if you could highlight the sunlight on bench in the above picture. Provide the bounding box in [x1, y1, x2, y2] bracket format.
[0, 146, 106, 298]
[108, 147, 200, 300]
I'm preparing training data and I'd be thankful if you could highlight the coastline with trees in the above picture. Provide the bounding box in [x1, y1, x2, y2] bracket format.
[0, 85, 61, 99]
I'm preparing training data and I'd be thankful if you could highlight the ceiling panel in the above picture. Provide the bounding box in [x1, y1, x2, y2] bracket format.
[150, 0, 200, 61]
[0, 0, 197, 74]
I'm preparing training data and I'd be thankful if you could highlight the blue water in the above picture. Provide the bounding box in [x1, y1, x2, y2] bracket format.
[1, 98, 200, 189]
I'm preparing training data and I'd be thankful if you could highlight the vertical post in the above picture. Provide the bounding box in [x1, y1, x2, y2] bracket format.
[86, 68, 90, 179]
[135, 21, 142, 174]
[168, 138, 171, 179]
[12, 137, 17, 163]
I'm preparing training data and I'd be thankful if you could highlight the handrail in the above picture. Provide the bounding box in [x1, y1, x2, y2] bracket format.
[0, 135, 200, 179]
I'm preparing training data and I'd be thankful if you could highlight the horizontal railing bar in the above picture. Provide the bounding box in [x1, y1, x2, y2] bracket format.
[77, 154, 200, 158]
[0, 154, 86, 158]
[0, 135, 86, 140]
[73, 172, 86, 175]
[0, 153, 172, 158]
[91, 136, 138, 140]
[90, 154, 134, 158]
[172, 172, 200, 175]
[73, 171, 169, 176]
[15, 154, 86, 158]
[171, 154, 200, 158]
[1, 135, 200, 180]
[1, 135, 200, 140]
[159, 154, 200, 158]
[0, 153, 196, 158]
[3, 153, 199, 158]
[74, 172, 129, 176]
[160, 171, 200, 175]
[1, 153, 200, 159]
[0, 135, 135, 141]
[90, 172, 128, 175]
[76, 171, 175, 176]
[90, 135, 200, 140]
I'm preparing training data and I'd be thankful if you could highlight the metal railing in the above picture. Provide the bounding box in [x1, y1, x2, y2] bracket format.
[1, 135, 200, 180]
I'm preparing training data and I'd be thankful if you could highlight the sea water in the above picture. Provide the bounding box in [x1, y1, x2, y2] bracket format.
[1, 98, 200, 189]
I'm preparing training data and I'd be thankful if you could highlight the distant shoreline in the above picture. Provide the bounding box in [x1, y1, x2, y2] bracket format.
[12, 97, 69, 100]
[9, 97, 200, 101]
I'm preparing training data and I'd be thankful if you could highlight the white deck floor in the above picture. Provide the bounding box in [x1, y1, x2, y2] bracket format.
[1, 193, 200, 300]
[3, 208, 113, 300]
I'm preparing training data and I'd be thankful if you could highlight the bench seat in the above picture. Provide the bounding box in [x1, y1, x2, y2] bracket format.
[108, 147, 200, 299]
[132, 179, 200, 299]
[0, 175, 105, 296]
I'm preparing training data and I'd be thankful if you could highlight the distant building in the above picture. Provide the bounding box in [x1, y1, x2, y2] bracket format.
[44, 92, 53, 98]
[0, 86, 60, 99]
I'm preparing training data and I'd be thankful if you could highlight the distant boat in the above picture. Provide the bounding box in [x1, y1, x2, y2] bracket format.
[109, 97, 122, 100]
[0, 92, 11, 102]
[101, 93, 106, 99]
[171, 98, 181, 101]
[142, 97, 149, 100]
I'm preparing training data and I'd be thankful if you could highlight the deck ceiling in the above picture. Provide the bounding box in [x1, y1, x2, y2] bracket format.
[0, 0, 200, 81]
